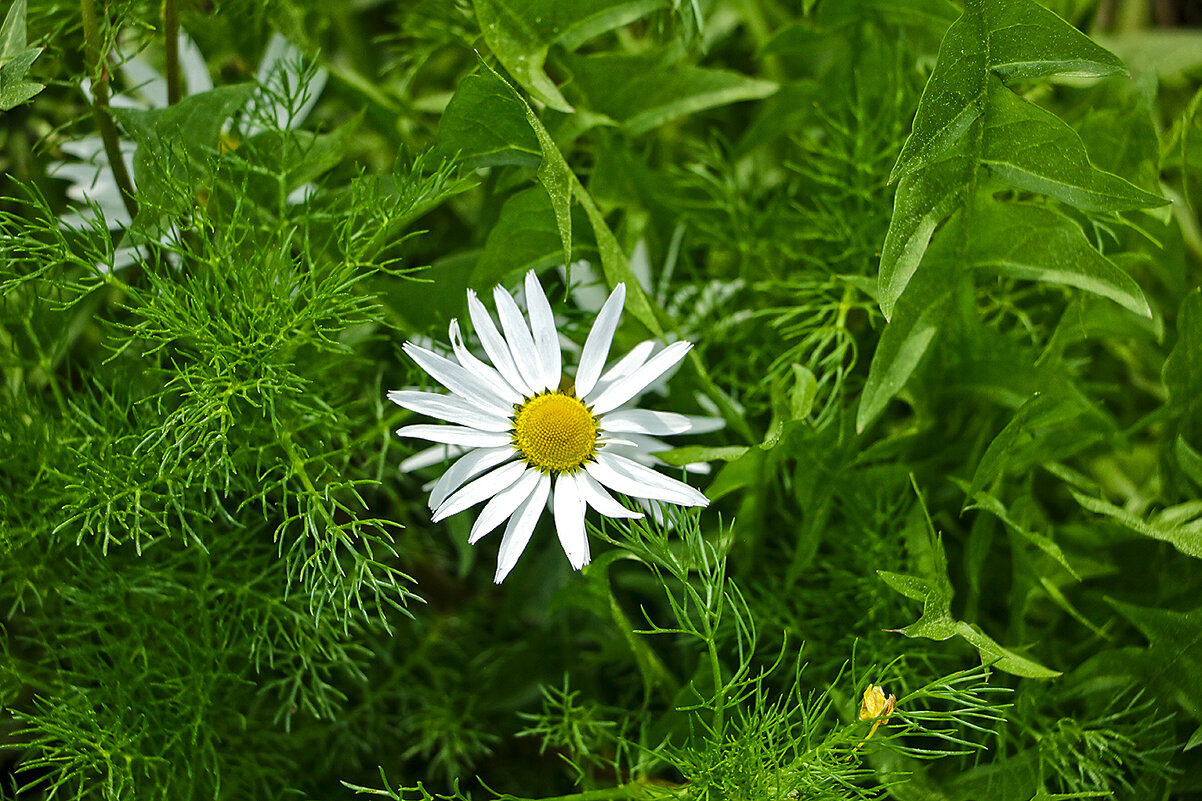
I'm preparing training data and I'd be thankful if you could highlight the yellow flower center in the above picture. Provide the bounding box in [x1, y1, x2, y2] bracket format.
[512, 391, 598, 473]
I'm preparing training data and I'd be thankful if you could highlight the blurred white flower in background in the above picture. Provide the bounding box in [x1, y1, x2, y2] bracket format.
[49, 30, 327, 269]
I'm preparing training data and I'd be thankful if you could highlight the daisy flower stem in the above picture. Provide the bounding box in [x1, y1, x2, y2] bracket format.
[80, 0, 139, 221]
[162, 0, 181, 105]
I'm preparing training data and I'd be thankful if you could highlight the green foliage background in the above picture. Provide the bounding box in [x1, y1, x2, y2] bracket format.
[2, 0, 1201, 798]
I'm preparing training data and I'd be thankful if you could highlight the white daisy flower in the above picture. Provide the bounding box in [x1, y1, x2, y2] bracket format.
[389, 271, 710, 583]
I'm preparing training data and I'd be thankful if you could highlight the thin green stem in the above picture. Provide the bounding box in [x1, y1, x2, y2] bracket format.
[80, 0, 138, 221]
[163, 0, 181, 105]
[532, 780, 657, 801]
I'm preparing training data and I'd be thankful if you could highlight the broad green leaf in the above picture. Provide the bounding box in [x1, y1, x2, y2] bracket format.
[473, 187, 594, 287]
[439, 64, 573, 267]
[858, 250, 955, 433]
[879, 526, 1060, 678]
[472, 0, 668, 113]
[437, 72, 542, 169]
[1070, 490, 1202, 559]
[561, 51, 777, 136]
[966, 199, 1151, 316]
[982, 77, 1166, 213]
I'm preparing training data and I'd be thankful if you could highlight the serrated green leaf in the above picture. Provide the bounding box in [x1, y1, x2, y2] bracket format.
[0, 0, 27, 60]
[1107, 599, 1202, 718]
[0, 45, 42, 110]
[437, 72, 542, 169]
[472, 0, 668, 113]
[891, 0, 1126, 182]
[967, 199, 1151, 316]
[562, 51, 777, 136]
[1071, 490, 1202, 559]
[982, 77, 1166, 213]
[472, 0, 572, 112]
[889, 11, 987, 183]
[879, 0, 1161, 320]
[983, 0, 1125, 80]
[879, 524, 1060, 678]
[1077, 72, 1165, 216]
[878, 148, 972, 319]
[1186, 724, 1202, 751]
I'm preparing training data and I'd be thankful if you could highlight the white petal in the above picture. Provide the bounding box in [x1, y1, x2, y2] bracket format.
[586, 452, 708, 507]
[586, 340, 654, 401]
[433, 460, 527, 522]
[683, 413, 725, 434]
[554, 474, 590, 569]
[388, 390, 512, 431]
[178, 31, 213, 95]
[448, 319, 524, 406]
[428, 446, 514, 510]
[468, 290, 533, 397]
[255, 33, 294, 84]
[395, 425, 512, 448]
[576, 470, 644, 519]
[404, 342, 514, 416]
[469, 468, 540, 544]
[59, 137, 106, 160]
[494, 284, 547, 392]
[600, 409, 692, 436]
[588, 341, 693, 415]
[524, 271, 562, 389]
[399, 444, 464, 473]
[117, 55, 168, 107]
[494, 472, 551, 583]
[574, 283, 625, 399]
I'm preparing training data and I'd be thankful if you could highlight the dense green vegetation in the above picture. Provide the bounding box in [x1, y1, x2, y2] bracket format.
[2, 0, 1201, 798]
